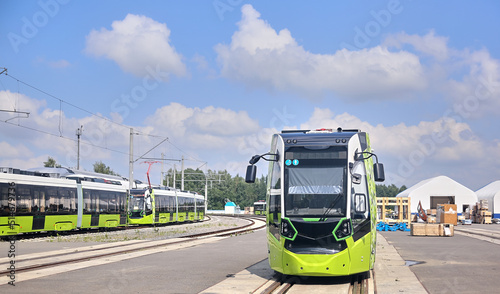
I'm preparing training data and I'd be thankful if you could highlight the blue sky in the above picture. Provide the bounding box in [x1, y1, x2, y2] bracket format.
[1, 0, 499, 190]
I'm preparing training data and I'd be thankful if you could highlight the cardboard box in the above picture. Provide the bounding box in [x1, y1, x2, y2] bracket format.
[437, 204, 458, 226]
[427, 216, 437, 223]
[484, 216, 492, 224]
[426, 209, 437, 216]
[411, 223, 426, 236]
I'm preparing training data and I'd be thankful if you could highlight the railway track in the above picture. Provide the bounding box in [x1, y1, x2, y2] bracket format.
[0, 216, 266, 284]
[253, 270, 373, 294]
[454, 226, 500, 247]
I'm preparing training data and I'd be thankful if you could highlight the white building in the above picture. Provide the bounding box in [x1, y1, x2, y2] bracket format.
[397, 175, 477, 215]
[476, 181, 500, 218]
[224, 201, 240, 214]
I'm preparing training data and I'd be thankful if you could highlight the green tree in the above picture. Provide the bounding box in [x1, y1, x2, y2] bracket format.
[93, 161, 119, 176]
[376, 184, 407, 197]
[43, 156, 61, 168]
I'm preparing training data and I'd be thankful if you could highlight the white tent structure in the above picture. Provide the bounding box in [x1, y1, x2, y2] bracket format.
[476, 181, 500, 218]
[397, 176, 477, 215]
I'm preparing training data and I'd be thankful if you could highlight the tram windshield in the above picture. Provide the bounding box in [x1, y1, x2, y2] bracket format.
[129, 196, 145, 212]
[284, 146, 347, 218]
[129, 190, 152, 217]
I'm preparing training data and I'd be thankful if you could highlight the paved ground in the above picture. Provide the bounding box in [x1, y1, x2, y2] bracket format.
[0, 217, 267, 293]
[3, 220, 499, 293]
[0, 228, 268, 293]
[381, 224, 500, 294]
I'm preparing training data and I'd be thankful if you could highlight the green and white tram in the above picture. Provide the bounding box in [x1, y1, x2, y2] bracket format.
[253, 200, 266, 215]
[128, 187, 205, 225]
[0, 170, 127, 236]
[245, 128, 385, 276]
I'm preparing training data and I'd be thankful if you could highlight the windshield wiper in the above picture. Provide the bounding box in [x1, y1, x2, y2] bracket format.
[319, 193, 343, 221]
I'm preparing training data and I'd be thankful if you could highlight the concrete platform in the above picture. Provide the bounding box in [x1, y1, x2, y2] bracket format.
[375, 233, 427, 293]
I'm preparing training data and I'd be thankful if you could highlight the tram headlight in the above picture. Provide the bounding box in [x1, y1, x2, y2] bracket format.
[333, 218, 352, 241]
[281, 218, 297, 240]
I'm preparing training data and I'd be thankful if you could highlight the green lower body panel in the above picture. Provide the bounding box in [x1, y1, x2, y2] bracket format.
[128, 214, 154, 225]
[55, 222, 75, 231]
[269, 233, 373, 276]
[157, 213, 170, 224]
[280, 248, 352, 276]
[176, 213, 186, 222]
[0, 224, 20, 235]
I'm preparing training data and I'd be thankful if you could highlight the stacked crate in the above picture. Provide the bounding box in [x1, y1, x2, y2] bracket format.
[473, 200, 491, 224]
[410, 223, 454, 236]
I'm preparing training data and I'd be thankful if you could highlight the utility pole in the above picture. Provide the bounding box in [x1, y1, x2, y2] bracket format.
[161, 153, 164, 186]
[129, 128, 134, 191]
[181, 156, 185, 191]
[76, 125, 83, 170]
[173, 164, 176, 189]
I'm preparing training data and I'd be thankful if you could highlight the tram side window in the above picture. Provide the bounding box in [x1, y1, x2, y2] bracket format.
[120, 192, 126, 213]
[108, 192, 117, 213]
[158, 195, 168, 213]
[269, 194, 281, 240]
[156, 196, 162, 212]
[91, 190, 100, 213]
[58, 188, 76, 213]
[186, 197, 194, 213]
[16, 186, 32, 214]
[46, 187, 59, 213]
[269, 152, 281, 189]
[197, 199, 204, 211]
[33, 190, 46, 213]
[169, 196, 175, 213]
[0, 183, 11, 216]
[42, 186, 77, 214]
[83, 190, 91, 213]
[98, 191, 108, 213]
[179, 197, 186, 212]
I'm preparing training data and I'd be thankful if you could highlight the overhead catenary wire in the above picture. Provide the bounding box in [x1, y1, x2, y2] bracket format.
[4, 72, 134, 131]
[1, 69, 204, 169]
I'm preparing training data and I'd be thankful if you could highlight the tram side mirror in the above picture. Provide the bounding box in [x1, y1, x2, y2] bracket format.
[245, 165, 257, 183]
[373, 163, 385, 182]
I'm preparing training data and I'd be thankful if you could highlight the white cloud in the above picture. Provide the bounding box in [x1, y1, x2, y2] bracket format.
[0, 142, 33, 158]
[216, 5, 500, 117]
[0, 155, 52, 171]
[443, 49, 500, 117]
[299, 108, 498, 187]
[36, 57, 71, 69]
[384, 30, 450, 61]
[0, 91, 132, 169]
[85, 14, 187, 80]
[384, 31, 500, 116]
[145, 103, 260, 147]
[215, 4, 427, 100]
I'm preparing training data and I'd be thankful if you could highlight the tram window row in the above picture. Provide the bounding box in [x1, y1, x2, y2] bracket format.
[0, 182, 127, 216]
[154, 195, 205, 213]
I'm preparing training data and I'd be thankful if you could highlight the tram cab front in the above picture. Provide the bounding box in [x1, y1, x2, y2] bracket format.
[245, 128, 385, 276]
